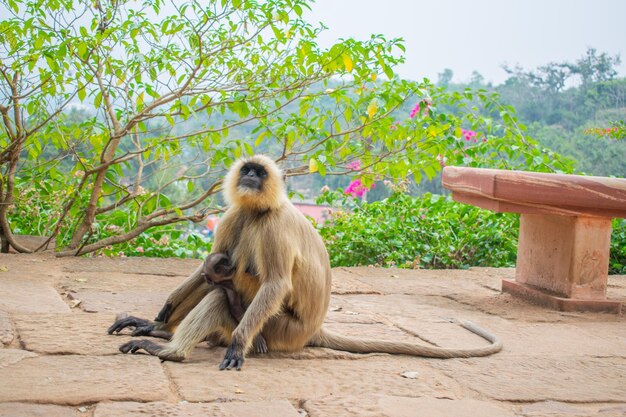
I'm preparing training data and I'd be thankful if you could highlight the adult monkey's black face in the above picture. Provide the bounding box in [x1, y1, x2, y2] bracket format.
[238, 162, 268, 191]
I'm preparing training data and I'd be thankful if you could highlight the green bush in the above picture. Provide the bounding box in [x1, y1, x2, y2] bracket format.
[319, 192, 626, 274]
[93, 226, 212, 259]
[611, 219, 626, 274]
[318, 192, 519, 269]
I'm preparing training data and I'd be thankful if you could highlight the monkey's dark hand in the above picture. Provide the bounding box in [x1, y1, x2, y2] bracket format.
[119, 339, 163, 356]
[253, 334, 268, 354]
[220, 338, 245, 371]
[130, 324, 157, 337]
[107, 316, 153, 335]
[154, 302, 174, 323]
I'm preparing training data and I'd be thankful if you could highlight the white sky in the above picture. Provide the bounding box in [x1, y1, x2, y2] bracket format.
[305, 0, 626, 85]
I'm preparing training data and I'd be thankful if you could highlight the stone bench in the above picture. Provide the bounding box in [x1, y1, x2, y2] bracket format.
[442, 166, 626, 313]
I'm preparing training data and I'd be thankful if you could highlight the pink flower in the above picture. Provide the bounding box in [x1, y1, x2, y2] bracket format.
[461, 129, 477, 141]
[409, 103, 421, 118]
[585, 126, 619, 137]
[409, 100, 431, 118]
[346, 160, 361, 171]
[344, 179, 374, 198]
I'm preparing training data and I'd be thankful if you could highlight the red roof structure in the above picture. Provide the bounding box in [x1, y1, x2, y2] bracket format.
[292, 203, 333, 224]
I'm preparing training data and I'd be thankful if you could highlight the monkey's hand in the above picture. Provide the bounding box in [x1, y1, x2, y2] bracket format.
[154, 302, 174, 323]
[108, 315, 154, 336]
[119, 339, 164, 356]
[219, 337, 245, 371]
[252, 334, 268, 354]
[130, 324, 157, 337]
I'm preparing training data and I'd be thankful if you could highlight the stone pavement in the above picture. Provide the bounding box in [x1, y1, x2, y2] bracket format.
[0, 252, 625, 417]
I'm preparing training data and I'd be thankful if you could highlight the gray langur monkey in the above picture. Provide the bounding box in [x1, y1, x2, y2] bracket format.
[108, 155, 502, 370]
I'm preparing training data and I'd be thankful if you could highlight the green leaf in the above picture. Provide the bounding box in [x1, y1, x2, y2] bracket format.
[423, 164, 437, 180]
[158, 194, 172, 208]
[383, 65, 394, 79]
[317, 162, 327, 177]
[34, 36, 44, 49]
[94, 92, 102, 108]
[136, 92, 145, 109]
[77, 42, 87, 57]
[8, 0, 18, 13]
[77, 83, 86, 102]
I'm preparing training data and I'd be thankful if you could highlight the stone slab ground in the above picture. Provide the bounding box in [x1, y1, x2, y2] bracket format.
[0, 253, 625, 417]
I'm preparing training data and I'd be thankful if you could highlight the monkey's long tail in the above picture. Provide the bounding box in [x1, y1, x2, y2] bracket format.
[310, 320, 502, 358]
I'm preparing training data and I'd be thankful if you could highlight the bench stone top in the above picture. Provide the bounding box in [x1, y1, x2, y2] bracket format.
[442, 166, 626, 218]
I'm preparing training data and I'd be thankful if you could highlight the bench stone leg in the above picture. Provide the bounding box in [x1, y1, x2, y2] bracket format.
[502, 213, 622, 313]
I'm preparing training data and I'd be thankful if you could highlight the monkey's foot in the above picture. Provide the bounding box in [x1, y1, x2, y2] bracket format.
[220, 338, 245, 371]
[108, 315, 154, 336]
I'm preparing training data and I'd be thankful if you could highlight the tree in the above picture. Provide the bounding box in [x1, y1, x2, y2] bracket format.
[503, 62, 569, 93]
[437, 68, 453, 87]
[503, 48, 621, 92]
[567, 48, 621, 87]
[0, 0, 571, 256]
[468, 71, 486, 88]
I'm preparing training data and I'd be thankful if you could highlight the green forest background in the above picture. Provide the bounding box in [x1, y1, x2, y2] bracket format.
[455, 48, 625, 177]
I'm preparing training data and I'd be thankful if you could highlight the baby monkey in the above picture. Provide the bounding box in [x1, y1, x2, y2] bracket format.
[201, 253, 267, 354]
